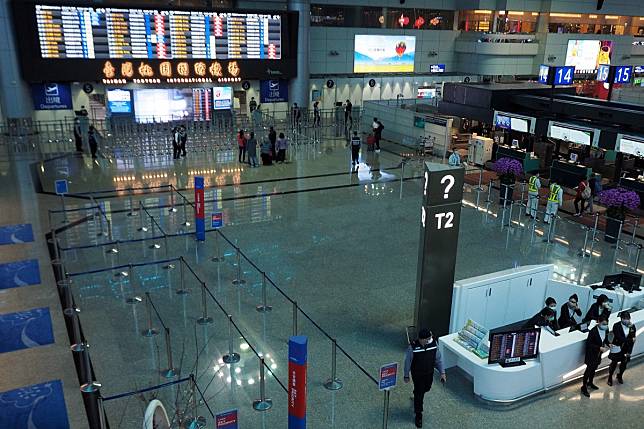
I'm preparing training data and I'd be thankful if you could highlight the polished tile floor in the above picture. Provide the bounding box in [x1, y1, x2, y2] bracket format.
[2, 134, 644, 428]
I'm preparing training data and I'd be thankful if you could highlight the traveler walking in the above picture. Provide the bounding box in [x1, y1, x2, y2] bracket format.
[269, 126, 277, 159]
[261, 137, 273, 165]
[276, 132, 288, 163]
[544, 180, 563, 224]
[344, 99, 353, 128]
[237, 129, 246, 163]
[313, 101, 321, 127]
[526, 172, 541, 220]
[403, 328, 446, 428]
[73, 118, 83, 152]
[249, 96, 258, 113]
[574, 178, 590, 216]
[372, 118, 383, 153]
[247, 132, 258, 167]
[179, 125, 187, 157]
[291, 103, 301, 131]
[88, 125, 100, 159]
[350, 131, 361, 167]
[172, 126, 181, 159]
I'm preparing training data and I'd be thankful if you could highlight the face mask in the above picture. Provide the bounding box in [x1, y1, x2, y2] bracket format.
[549, 306, 557, 311]
[603, 302, 610, 309]
[622, 319, 631, 327]
[547, 316, 555, 322]
[599, 324, 608, 331]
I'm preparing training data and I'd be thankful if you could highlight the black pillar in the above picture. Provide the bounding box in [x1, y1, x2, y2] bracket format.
[414, 162, 464, 338]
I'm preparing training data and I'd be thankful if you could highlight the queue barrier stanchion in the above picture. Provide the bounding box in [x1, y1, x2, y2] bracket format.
[149, 216, 161, 249]
[231, 248, 246, 286]
[252, 357, 273, 411]
[125, 264, 142, 305]
[169, 185, 177, 213]
[61, 278, 75, 317]
[182, 196, 191, 227]
[635, 244, 642, 271]
[176, 257, 190, 295]
[382, 389, 391, 429]
[474, 166, 484, 192]
[323, 339, 343, 391]
[485, 179, 494, 204]
[80, 345, 100, 393]
[256, 272, 272, 312]
[162, 327, 178, 378]
[197, 282, 214, 325]
[613, 220, 624, 251]
[70, 306, 83, 352]
[162, 236, 175, 269]
[628, 217, 639, 247]
[141, 292, 159, 337]
[211, 231, 223, 262]
[127, 187, 137, 217]
[580, 226, 591, 258]
[138, 202, 148, 232]
[222, 315, 240, 364]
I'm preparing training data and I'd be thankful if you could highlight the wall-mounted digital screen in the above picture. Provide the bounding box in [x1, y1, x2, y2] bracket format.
[132, 87, 231, 122]
[510, 117, 529, 133]
[565, 40, 612, 72]
[212, 86, 232, 110]
[617, 136, 644, 157]
[495, 115, 511, 130]
[106, 88, 132, 113]
[548, 124, 593, 146]
[353, 35, 415, 73]
[417, 88, 436, 99]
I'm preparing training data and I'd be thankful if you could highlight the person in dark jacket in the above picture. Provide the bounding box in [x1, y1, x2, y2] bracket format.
[73, 118, 83, 152]
[246, 132, 258, 167]
[607, 310, 637, 386]
[88, 125, 100, 159]
[583, 294, 611, 324]
[522, 307, 556, 330]
[179, 125, 187, 157]
[558, 294, 583, 330]
[581, 315, 610, 397]
[268, 126, 277, 159]
[404, 329, 446, 428]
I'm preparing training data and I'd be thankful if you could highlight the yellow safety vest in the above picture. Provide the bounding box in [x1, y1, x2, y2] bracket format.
[548, 185, 561, 203]
[528, 176, 538, 193]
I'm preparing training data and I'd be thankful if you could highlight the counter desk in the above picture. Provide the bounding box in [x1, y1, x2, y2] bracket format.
[550, 160, 592, 188]
[440, 309, 644, 403]
[496, 145, 540, 173]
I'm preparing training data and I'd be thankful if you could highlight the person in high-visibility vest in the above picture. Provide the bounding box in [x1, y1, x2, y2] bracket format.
[525, 172, 541, 220]
[545, 180, 563, 224]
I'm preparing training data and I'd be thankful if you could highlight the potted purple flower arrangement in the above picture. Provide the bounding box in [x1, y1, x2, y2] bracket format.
[493, 157, 523, 205]
[598, 187, 641, 243]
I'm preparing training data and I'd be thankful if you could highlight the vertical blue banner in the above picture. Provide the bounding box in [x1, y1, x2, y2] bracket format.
[194, 176, 205, 241]
[288, 336, 308, 429]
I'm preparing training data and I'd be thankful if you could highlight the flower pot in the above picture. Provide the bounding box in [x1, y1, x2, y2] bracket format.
[604, 217, 623, 243]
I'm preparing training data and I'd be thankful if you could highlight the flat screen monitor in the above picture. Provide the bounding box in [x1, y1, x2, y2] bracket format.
[510, 117, 529, 133]
[488, 328, 540, 365]
[511, 139, 519, 148]
[549, 124, 592, 146]
[621, 271, 642, 291]
[495, 115, 511, 130]
[354, 35, 416, 73]
[570, 153, 578, 163]
[602, 273, 622, 290]
[107, 89, 132, 114]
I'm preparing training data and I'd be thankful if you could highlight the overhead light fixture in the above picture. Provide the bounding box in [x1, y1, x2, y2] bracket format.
[550, 13, 582, 18]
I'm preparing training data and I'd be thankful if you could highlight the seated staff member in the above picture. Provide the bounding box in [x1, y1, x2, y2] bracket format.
[522, 307, 556, 329]
[607, 311, 637, 386]
[582, 294, 611, 324]
[581, 314, 610, 398]
[558, 294, 583, 330]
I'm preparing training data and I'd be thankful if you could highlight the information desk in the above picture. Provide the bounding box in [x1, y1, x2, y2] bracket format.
[549, 160, 592, 188]
[496, 145, 540, 173]
[440, 309, 644, 402]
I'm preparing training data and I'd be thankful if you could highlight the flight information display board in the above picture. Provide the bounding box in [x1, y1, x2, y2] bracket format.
[13, 1, 297, 82]
[34, 5, 281, 60]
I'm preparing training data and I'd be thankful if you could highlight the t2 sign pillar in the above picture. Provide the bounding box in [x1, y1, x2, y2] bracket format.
[194, 176, 205, 241]
[415, 162, 464, 338]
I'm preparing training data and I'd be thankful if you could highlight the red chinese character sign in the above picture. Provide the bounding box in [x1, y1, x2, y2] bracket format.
[194, 176, 205, 241]
[288, 336, 307, 429]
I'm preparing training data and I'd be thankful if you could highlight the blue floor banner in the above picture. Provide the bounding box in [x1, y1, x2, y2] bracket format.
[0, 307, 55, 354]
[0, 380, 70, 429]
[0, 260, 41, 289]
[0, 224, 34, 245]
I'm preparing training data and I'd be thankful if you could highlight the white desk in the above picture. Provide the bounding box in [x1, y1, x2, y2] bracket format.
[440, 309, 644, 402]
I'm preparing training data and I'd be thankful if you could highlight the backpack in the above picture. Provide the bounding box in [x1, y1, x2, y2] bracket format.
[581, 185, 591, 200]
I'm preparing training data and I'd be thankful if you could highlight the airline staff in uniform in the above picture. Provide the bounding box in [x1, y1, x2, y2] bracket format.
[525, 172, 541, 219]
[581, 315, 610, 397]
[404, 329, 446, 428]
[583, 294, 611, 324]
[544, 180, 563, 224]
[558, 294, 583, 330]
[522, 307, 556, 330]
[607, 310, 637, 386]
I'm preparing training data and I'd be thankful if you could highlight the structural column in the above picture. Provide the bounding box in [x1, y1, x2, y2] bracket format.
[0, 0, 32, 121]
[288, 0, 310, 109]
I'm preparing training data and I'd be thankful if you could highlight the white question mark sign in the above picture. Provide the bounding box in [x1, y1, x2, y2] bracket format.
[441, 175, 455, 199]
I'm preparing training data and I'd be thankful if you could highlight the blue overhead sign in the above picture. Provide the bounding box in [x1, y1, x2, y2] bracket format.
[553, 66, 575, 85]
[54, 180, 68, 195]
[260, 80, 289, 103]
[429, 64, 445, 73]
[613, 65, 633, 84]
[538, 65, 550, 84]
[31, 83, 72, 110]
[596, 64, 610, 82]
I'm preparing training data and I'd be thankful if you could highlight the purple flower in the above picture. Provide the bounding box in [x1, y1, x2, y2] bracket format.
[598, 188, 640, 211]
[493, 157, 523, 176]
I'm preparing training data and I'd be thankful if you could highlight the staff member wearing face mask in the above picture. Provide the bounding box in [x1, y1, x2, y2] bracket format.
[607, 310, 637, 386]
[522, 307, 556, 330]
[403, 329, 446, 428]
[581, 315, 610, 397]
[558, 294, 583, 330]
[582, 294, 611, 324]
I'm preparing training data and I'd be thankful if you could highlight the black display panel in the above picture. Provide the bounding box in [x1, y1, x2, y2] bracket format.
[12, 1, 298, 82]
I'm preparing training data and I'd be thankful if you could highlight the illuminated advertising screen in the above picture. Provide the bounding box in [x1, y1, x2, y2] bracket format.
[12, 1, 298, 81]
[417, 88, 436, 99]
[565, 40, 612, 71]
[548, 124, 593, 146]
[107, 89, 132, 114]
[353, 35, 416, 73]
[617, 135, 644, 157]
[212, 87, 232, 110]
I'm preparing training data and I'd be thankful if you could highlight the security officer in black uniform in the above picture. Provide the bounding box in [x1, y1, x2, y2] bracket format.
[403, 328, 446, 428]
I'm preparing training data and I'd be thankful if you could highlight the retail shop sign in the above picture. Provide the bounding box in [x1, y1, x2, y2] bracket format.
[216, 409, 238, 429]
[379, 362, 398, 391]
[260, 79, 288, 103]
[194, 176, 205, 241]
[31, 83, 72, 110]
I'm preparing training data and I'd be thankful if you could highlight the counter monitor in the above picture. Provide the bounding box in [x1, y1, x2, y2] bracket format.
[488, 328, 540, 367]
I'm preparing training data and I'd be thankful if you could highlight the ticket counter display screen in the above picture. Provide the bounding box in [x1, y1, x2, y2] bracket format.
[488, 328, 540, 365]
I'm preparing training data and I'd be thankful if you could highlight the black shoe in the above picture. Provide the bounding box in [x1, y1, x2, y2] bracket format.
[607, 378, 613, 386]
[589, 383, 599, 390]
[525, 214, 531, 217]
[581, 387, 590, 397]
[415, 414, 422, 428]
[617, 375, 624, 384]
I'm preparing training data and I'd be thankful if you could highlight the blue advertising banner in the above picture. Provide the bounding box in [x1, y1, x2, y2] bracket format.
[31, 83, 72, 110]
[194, 176, 205, 241]
[260, 80, 289, 103]
[288, 336, 308, 429]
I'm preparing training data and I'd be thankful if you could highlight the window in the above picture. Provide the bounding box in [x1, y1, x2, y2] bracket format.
[547, 13, 632, 35]
[459, 10, 493, 32]
[496, 11, 538, 34]
[311, 5, 453, 30]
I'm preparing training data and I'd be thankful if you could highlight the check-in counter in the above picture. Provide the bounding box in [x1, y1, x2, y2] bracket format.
[496, 145, 540, 173]
[441, 309, 644, 402]
[550, 160, 592, 188]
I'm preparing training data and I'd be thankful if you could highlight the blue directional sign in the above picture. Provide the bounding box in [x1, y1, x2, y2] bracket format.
[596, 64, 610, 82]
[613, 65, 633, 84]
[429, 64, 445, 73]
[54, 179, 68, 195]
[553, 66, 575, 85]
[538, 65, 550, 84]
